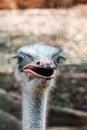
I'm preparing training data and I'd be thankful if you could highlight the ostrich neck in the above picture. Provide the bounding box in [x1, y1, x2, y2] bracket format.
[22, 88, 49, 130]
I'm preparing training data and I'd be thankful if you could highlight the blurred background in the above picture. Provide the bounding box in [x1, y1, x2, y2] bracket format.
[0, 0, 87, 130]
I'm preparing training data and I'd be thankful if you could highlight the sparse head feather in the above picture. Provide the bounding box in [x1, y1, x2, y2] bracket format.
[17, 43, 61, 59]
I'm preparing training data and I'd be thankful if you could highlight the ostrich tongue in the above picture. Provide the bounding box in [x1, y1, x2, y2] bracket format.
[23, 64, 56, 79]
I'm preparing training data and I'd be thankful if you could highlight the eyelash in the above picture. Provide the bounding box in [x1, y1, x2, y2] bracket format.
[17, 53, 34, 63]
[27, 55, 34, 61]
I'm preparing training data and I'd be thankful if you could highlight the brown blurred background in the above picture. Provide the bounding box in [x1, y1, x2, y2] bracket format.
[0, 0, 87, 9]
[0, 0, 87, 130]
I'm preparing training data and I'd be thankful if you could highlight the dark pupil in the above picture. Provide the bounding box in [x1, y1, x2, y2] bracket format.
[18, 56, 23, 63]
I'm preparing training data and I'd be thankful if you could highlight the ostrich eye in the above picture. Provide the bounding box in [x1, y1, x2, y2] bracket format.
[57, 56, 65, 63]
[18, 56, 24, 63]
[52, 53, 65, 65]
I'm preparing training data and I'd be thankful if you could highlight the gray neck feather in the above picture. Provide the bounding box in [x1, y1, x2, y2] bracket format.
[22, 89, 49, 130]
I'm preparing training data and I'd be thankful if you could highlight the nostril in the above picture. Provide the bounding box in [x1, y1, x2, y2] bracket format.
[36, 61, 41, 65]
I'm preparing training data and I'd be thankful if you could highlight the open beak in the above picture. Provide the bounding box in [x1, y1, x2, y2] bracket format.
[22, 61, 56, 79]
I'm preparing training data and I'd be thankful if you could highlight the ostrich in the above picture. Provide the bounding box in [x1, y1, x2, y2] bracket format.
[14, 43, 64, 130]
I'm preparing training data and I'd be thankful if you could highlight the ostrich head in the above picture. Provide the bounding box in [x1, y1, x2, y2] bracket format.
[14, 43, 64, 93]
